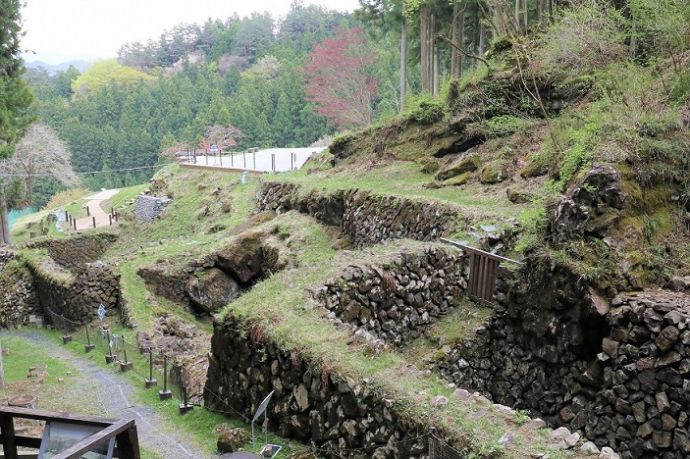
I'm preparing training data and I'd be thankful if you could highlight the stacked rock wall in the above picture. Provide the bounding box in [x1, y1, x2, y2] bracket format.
[205, 316, 430, 459]
[257, 182, 458, 246]
[25, 233, 117, 271]
[314, 245, 468, 346]
[435, 276, 690, 458]
[134, 194, 172, 222]
[30, 261, 122, 325]
[0, 249, 40, 328]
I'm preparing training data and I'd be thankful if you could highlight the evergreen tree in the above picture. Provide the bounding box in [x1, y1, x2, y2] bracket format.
[0, 0, 34, 243]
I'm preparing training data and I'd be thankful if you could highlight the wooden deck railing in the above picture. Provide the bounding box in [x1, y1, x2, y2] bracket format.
[0, 406, 140, 459]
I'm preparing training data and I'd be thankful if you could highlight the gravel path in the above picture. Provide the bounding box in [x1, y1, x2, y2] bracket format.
[1, 331, 213, 459]
[74, 189, 119, 231]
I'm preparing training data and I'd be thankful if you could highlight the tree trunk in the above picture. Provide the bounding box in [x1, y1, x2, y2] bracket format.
[420, 6, 437, 94]
[479, 21, 487, 56]
[515, 0, 521, 31]
[433, 37, 439, 95]
[450, 3, 464, 80]
[400, 14, 408, 111]
[0, 197, 10, 245]
[523, 0, 528, 30]
[420, 5, 430, 92]
[537, 0, 542, 24]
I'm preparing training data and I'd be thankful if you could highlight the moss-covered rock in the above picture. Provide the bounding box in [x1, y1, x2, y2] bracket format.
[520, 157, 550, 178]
[480, 161, 508, 184]
[435, 154, 480, 181]
[443, 172, 472, 187]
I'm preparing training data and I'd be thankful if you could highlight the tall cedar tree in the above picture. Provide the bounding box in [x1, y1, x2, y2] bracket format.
[305, 28, 378, 129]
[0, 0, 34, 244]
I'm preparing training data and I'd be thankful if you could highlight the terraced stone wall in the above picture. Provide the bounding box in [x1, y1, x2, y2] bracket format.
[204, 316, 430, 459]
[435, 263, 690, 458]
[256, 182, 458, 246]
[313, 246, 468, 347]
[30, 260, 122, 325]
[25, 232, 118, 271]
[0, 249, 40, 328]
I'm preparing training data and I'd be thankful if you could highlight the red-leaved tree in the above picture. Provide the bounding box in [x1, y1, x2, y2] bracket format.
[305, 28, 378, 130]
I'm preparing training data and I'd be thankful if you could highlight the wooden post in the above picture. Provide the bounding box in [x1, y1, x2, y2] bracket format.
[64, 210, 68, 221]
[73, 219, 77, 231]
[243, 152, 246, 169]
[145, 348, 157, 388]
[0, 414, 18, 459]
[159, 355, 172, 400]
[86, 206, 90, 217]
[253, 152, 256, 169]
[109, 215, 112, 226]
[205, 151, 208, 165]
[230, 152, 234, 167]
[84, 325, 95, 353]
[92, 216, 96, 228]
[290, 153, 294, 170]
[271, 153, 275, 172]
[111, 207, 114, 216]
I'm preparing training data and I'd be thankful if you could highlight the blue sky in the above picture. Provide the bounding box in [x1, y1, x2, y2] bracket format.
[22, 0, 360, 64]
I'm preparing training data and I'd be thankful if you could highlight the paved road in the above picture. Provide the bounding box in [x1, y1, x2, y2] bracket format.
[182, 147, 326, 172]
[74, 189, 119, 231]
[1, 331, 213, 459]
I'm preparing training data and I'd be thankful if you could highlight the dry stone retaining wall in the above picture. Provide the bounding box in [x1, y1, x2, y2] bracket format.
[435, 279, 690, 458]
[0, 249, 40, 328]
[30, 260, 122, 325]
[24, 232, 117, 271]
[134, 194, 172, 222]
[313, 245, 469, 347]
[204, 316, 430, 459]
[257, 182, 458, 246]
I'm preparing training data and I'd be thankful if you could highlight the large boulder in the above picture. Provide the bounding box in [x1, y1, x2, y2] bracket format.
[185, 268, 240, 313]
[550, 164, 626, 243]
[215, 234, 265, 284]
[435, 153, 480, 181]
[216, 425, 251, 453]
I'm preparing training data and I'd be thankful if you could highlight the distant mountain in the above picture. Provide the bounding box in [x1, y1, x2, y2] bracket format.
[25, 59, 92, 74]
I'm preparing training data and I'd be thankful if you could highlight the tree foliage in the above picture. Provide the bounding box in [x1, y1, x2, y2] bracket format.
[306, 28, 379, 129]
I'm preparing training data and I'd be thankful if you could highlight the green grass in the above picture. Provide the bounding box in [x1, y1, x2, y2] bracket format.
[220, 239, 576, 458]
[33, 327, 308, 457]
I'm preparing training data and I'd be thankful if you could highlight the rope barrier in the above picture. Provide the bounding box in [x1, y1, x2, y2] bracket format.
[40, 307, 448, 457]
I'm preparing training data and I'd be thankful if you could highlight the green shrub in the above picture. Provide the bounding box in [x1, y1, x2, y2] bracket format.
[404, 93, 446, 124]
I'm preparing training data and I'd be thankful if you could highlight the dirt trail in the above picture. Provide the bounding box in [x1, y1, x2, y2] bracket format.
[0, 331, 214, 459]
[75, 189, 119, 231]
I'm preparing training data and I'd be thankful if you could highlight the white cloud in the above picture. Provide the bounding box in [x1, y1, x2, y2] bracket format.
[21, 0, 359, 64]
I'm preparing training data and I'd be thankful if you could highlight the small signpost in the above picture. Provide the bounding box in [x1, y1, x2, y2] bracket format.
[252, 390, 281, 457]
[97, 304, 106, 322]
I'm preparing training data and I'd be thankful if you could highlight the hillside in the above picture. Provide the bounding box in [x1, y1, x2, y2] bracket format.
[1, 1, 689, 458]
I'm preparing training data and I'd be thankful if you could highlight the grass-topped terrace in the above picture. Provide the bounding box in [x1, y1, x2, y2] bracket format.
[277, 159, 523, 221]
[219, 237, 584, 458]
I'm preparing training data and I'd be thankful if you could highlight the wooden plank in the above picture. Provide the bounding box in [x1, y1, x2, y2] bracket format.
[115, 425, 141, 459]
[51, 420, 134, 459]
[0, 415, 17, 459]
[440, 238, 523, 265]
[468, 253, 478, 296]
[0, 407, 114, 427]
[6, 435, 41, 449]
